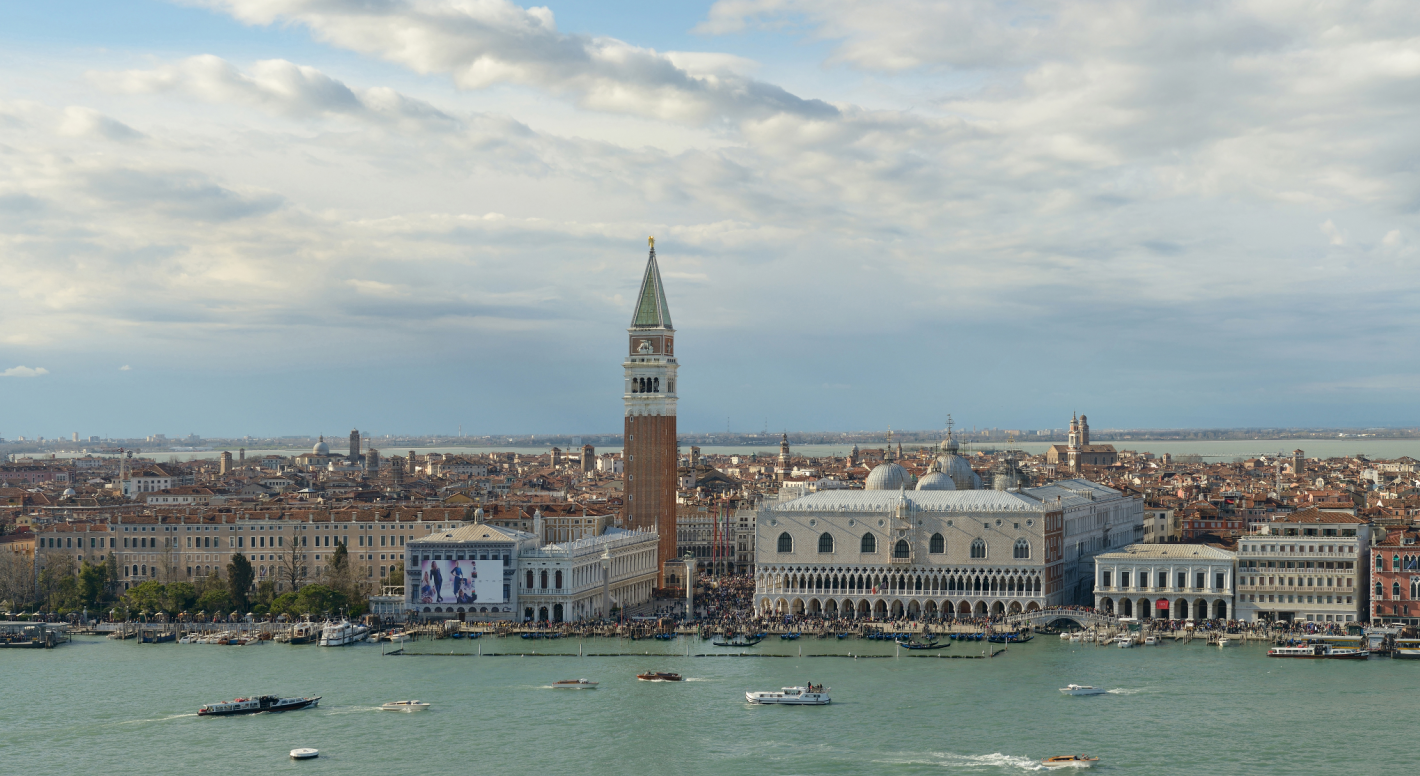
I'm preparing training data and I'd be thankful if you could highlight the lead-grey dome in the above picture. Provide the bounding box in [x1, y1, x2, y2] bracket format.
[865, 460, 909, 491]
[312, 436, 330, 456]
[937, 452, 980, 490]
[915, 459, 957, 491]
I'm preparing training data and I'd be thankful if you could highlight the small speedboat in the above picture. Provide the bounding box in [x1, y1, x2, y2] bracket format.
[1059, 684, 1107, 696]
[636, 672, 682, 682]
[1116, 636, 1134, 648]
[1143, 635, 1158, 646]
[746, 684, 830, 705]
[380, 700, 431, 712]
[290, 748, 319, 760]
[552, 679, 598, 690]
[1041, 755, 1098, 769]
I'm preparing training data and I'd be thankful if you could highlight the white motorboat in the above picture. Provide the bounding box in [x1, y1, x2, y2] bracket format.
[1059, 633, 1072, 641]
[290, 748, 319, 760]
[318, 619, 370, 647]
[178, 634, 196, 644]
[1143, 635, 1158, 646]
[380, 700, 431, 712]
[1059, 684, 1108, 696]
[552, 679, 598, 690]
[1068, 633, 1082, 643]
[746, 684, 830, 705]
[1116, 636, 1134, 648]
[1217, 636, 1233, 648]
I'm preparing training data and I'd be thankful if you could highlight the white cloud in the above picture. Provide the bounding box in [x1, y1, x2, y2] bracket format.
[1, 366, 49, 377]
[119, 365, 132, 371]
[190, 0, 834, 124]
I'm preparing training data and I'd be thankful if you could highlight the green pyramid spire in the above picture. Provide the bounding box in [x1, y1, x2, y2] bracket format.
[631, 238, 672, 329]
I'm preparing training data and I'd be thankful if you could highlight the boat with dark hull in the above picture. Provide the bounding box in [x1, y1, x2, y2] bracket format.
[198, 695, 320, 716]
[1267, 643, 1369, 660]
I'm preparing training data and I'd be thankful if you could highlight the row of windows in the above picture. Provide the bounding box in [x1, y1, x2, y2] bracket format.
[1377, 580, 1420, 599]
[1103, 570, 1227, 589]
[783, 532, 1029, 559]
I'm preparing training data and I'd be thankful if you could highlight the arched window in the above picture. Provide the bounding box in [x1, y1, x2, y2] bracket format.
[1013, 539, 1031, 559]
[893, 540, 910, 559]
[1376, 581, 1384, 597]
[1376, 555, 1384, 571]
[777, 532, 793, 553]
[861, 533, 876, 553]
[525, 570, 533, 589]
[971, 539, 986, 559]
[929, 533, 945, 554]
[1394, 581, 1402, 599]
[555, 570, 563, 589]
[818, 533, 834, 553]
[540, 570, 548, 589]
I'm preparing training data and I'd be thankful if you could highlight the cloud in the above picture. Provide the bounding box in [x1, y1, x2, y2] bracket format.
[119, 365, 132, 371]
[191, 0, 837, 124]
[1, 366, 49, 377]
[57, 106, 144, 141]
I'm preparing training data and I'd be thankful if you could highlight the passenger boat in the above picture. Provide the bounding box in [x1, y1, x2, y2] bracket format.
[379, 700, 431, 711]
[1267, 643, 1369, 660]
[1059, 684, 1108, 696]
[552, 679, 598, 690]
[745, 684, 830, 705]
[198, 695, 321, 716]
[636, 672, 683, 682]
[289, 621, 319, 645]
[318, 619, 370, 647]
[712, 636, 763, 648]
[1394, 648, 1420, 660]
[1041, 755, 1099, 769]
[290, 748, 319, 760]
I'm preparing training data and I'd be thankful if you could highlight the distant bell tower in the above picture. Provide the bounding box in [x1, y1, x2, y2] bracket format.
[349, 428, 360, 461]
[777, 433, 791, 479]
[1067, 412, 1081, 473]
[623, 236, 679, 586]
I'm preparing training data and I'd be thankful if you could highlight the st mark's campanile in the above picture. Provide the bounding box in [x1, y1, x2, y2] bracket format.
[623, 237, 678, 586]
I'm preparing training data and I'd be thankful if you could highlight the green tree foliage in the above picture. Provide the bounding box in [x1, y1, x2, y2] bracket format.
[268, 584, 349, 618]
[227, 552, 254, 613]
[121, 580, 166, 616]
[78, 561, 109, 609]
[163, 581, 197, 613]
[196, 588, 232, 614]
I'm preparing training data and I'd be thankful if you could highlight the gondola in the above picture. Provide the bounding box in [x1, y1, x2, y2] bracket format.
[895, 638, 951, 650]
[712, 636, 763, 648]
[987, 633, 1034, 644]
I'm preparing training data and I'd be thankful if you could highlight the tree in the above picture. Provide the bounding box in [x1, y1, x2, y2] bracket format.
[276, 542, 307, 593]
[38, 554, 78, 612]
[227, 553, 254, 613]
[104, 553, 120, 598]
[78, 561, 109, 609]
[253, 580, 276, 615]
[122, 580, 166, 616]
[0, 549, 35, 609]
[163, 581, 197, 614]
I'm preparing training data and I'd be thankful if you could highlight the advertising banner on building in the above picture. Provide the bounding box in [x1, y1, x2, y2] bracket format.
[418, 559, 502, 604]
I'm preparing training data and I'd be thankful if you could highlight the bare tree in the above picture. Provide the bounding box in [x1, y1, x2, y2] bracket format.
[0, 550, 35, 609]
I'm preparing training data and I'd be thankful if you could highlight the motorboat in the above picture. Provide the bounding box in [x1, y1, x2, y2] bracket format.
[178, 634, 197, 644]
[198, 695, 320, 716]
[552, 679, 598, 690]
[1059, 684, 1108, 696]
[1041, 755, 1099, 769]
[380, 700, 431, 711]
[1217, 636, 1233, 648]
[636, 672, 683, 682]
[1068, 633, 1082, 643]
[1116, 636, 1134, 648]
[289, 621, 319, 645]
[318, 619, 370, 647]
[1143, 635, 1158, 646]
[1059, 633, 1072, 641]
[290, 748, 319, 760]
[746, 684, 830, 705]
[1267, 644, 1369, 660]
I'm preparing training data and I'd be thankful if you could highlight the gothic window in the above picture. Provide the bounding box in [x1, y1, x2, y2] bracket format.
[1376, 555, 1384, 571]
[1376, 581, 1384, 597]
[971, 539, 987, 559]
[893, 540, 910, 559]
[1013, 539, 1030, 559]
[653, 378, 660, 392]
[1394, 581, 1402, 599]
[777, 533, 793, 553]
[861, 533, 876, 553]
[929, 533, 945, 554]
[817, 533, 834, 553]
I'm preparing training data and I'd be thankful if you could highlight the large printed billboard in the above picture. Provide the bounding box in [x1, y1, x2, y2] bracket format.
[418, 559, 502, 605]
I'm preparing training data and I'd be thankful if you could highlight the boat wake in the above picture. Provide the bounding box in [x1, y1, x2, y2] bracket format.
[683, 677, 712, 682]
[884, 751, 1045, 771]
[110, 713, 198, 726]
[1106, 688, 1145, 695]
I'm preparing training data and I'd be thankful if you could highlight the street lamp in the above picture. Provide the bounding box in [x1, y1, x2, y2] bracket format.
[683, 552, 698, 623]
[599, 548, 611, 620]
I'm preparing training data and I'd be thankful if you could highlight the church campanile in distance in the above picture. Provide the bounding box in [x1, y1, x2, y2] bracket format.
[623, 237, 678, 587]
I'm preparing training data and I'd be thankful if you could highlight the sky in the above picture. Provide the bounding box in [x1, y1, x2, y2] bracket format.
[2, 0, 1419, 440]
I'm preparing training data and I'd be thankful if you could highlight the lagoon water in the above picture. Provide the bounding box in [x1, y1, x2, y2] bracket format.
[4, 635, 1412, 775]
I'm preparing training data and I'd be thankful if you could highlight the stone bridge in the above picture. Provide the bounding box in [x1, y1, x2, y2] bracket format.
[1003, 609, 1120, 630]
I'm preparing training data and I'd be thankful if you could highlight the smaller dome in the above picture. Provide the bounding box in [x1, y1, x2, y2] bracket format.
[865, 461, 909, 491]
[313, 436, 329, 456]
[62, 488, 77, 497]
[915, 459, 956, 491]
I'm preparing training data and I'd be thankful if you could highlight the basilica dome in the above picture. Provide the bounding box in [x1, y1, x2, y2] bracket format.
[865, 460, 909, 491]
[938, 453, 981, 490]
[312, 436, 330, 456]
[915, 458, 957, 491]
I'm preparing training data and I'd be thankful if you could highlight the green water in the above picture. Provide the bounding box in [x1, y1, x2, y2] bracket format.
[4, 636, 1410, 774]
